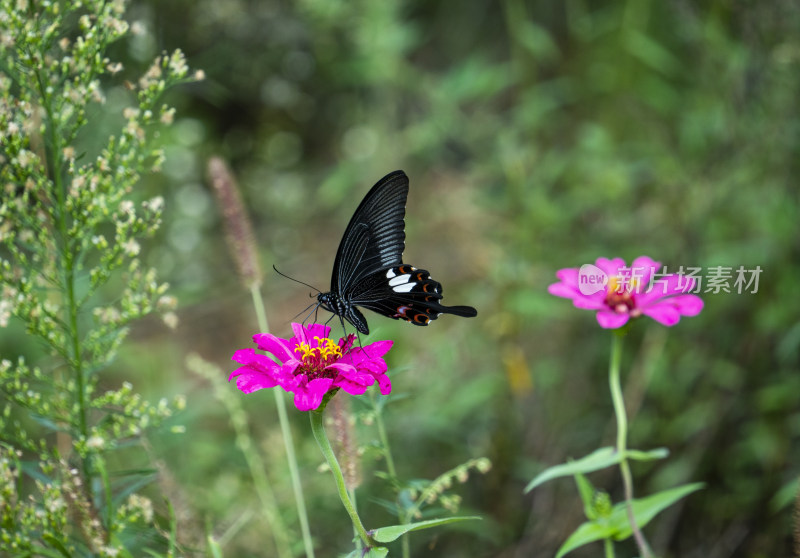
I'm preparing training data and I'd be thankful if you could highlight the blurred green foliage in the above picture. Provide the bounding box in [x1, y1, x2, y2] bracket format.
[5, 0, 800, 556]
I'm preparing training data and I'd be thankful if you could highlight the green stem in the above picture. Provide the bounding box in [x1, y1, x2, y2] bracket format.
[609, 331, 652, 558]
[371, 387, 397, 480]
[349, 488, 361, 550]
[310, 393, 377, 549]
[249, 283, 316, 558]
[35, 59, 92, 490]
[604, 537, 616, 558]
[370, 387, 408, 558]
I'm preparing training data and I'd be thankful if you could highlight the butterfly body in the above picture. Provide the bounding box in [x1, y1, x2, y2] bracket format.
[317, 170, 477, 335]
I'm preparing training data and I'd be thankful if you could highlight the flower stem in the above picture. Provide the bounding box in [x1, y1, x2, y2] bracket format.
[310, 393, 377, 549]
[370, 387, 409, 558]
[371, 387, 397, 480]
[609, 330, 652, 558]
[250, 283, 316, 558]
[39, 67, 93, 493]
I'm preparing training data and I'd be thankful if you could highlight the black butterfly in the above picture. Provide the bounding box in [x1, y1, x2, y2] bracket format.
[315, 170, 477, 335]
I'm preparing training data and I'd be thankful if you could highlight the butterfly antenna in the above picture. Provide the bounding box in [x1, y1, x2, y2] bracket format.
[272, 265, 321, 294]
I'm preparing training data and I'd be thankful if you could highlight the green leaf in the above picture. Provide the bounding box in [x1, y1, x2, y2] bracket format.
[556, 521, 617, 558]
[525, 447, 669, 492]
[609, 483, 704, 540]
[207, 534, 224, 558]
[111, 472, 158, 508]
[555, 483, 704, 557]
[40, 534, 73, 558]
[93, 454, 113, 527]
[371, 516, 481, 543]
[573, 473, 597, 519]
[626, 448, 669, 462]
[343, 547, 388, 558]
[525, 448, 618, 492]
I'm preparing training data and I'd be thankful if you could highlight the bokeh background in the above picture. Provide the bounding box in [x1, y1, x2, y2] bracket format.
[12, 0, 800, 556]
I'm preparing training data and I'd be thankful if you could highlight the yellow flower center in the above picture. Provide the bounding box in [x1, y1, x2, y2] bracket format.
[296, 337, 343, 374]
[605, 275, 638, 313]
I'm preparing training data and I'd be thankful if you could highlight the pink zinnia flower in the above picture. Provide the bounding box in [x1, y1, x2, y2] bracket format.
[230, 323, 393, 411]
[548, 256, 704, 329]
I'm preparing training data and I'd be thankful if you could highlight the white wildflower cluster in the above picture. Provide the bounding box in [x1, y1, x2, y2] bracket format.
[0, 0, 195, 554]
[0, 447, 74, 556]
[78, 381, 186, 454]
[117, 493, 155, 524]
[405, 457, 492, 519]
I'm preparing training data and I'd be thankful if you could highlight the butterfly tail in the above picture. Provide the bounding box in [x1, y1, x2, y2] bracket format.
[437, 304, 478, 318]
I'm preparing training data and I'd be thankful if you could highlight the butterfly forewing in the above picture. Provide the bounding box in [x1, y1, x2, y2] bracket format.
[332, 170, 408, 294]
[316, 170, 477, 335]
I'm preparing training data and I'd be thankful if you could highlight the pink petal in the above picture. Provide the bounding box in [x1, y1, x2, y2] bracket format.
[231, 369, 279, 393]
[346, 340, 393, 366]
[328, 363, 375, 395]
[637, 274, 694, 305]
[252, 333, 295, 363]
[596, 257, 626, 276]
[668, 294, 704, 316]
[275, 361, 302, 389]
[548, 282, 580, 299]
[596, 311, 630, 329]
[641, 302, 682, 326]
[358, 358, 389, 375]
[291, 323, 331, 346]
[629, 256, 661, 290]
[554, 267, 580, 286]
[571, 292, 606, 310]
[376, 373, 392, 395]
[293, 377, 334, 411]
[230, 349, 280, 376]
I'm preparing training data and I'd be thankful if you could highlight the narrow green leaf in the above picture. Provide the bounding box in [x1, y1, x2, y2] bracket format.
[623, 30, 681, 74]
[40, 534, 73, 558]
[573, 473, 597, 519]
[556, 521, 617, 558]
[93, 454, 114, 528]
[554, 483, 704, 557]
[525, 447, 618, 492]
[609, 483, 704, 540]
[207, 535, 224, 558]
[626, 448, 669, 462]
[371, 516, 481, 543]
[111, 473, 157, 508]
[525, 447, 670, 493]
[343, 547, 388, 558]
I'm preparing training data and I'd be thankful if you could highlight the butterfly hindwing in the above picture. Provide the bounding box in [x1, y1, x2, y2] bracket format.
[347, 265, 478, 327]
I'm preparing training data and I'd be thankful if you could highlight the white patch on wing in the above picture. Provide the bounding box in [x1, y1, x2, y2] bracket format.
[388, 274, 411, 287]
[392, 282, 416, 293]
[386, 269, 396, 279]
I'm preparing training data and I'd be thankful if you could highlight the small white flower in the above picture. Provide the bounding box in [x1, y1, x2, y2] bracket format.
[86, 435, 105, 450]
[157, 295, 177, 311]
[162, 311, 178, 330]
[119, 200, 134, 215]
[122, 107, 139, 120]
[122, 239, 140, 256]
[160, 107, 175, 125]
[144, 196, 164, 212]
[131, 21, 146, 36]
